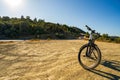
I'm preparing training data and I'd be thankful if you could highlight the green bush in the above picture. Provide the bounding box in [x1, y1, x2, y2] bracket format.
[115, 37, 120, 43]
[97, 34, 120, 43]
[55, 33, 65, 39]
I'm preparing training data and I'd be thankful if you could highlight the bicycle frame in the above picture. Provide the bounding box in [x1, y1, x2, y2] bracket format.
[86, 31, 95, 57]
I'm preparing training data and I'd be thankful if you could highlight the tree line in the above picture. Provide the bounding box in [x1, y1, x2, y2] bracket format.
[0, 16, 119, 43]
[97, 34, 120, 43]
[0, 16, 85, 39]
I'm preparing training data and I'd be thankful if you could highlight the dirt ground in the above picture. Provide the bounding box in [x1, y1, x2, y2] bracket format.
[0, 40, 120, 80]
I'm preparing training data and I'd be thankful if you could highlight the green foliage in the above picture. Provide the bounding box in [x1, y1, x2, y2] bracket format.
[98, 34, 110, 42]
[114, 37, 120, 43]
[0, 16, 85, 39]
[85, 32, 89, 38]
[55, 33, 65, 39]
[97, 34, 120, 43]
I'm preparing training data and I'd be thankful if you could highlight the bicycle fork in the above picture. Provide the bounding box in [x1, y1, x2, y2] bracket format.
[86, 46, 92, 57]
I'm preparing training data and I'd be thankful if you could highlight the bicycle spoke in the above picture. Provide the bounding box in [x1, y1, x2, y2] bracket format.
[92, 50, 98, 59]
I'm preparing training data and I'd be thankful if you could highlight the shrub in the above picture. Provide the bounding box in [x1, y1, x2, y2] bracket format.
[115, 37, 120, 43]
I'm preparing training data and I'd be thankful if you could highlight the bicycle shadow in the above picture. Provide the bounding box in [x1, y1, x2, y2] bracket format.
[102, 60, 120, 72]
[88, 60, 120, 80]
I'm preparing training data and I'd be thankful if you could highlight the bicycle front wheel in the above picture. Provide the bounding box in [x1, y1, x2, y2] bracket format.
[78, 44, 101, 69]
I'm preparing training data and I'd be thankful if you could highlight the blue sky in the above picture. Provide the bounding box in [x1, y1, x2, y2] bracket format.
[0, 0, 120, 36]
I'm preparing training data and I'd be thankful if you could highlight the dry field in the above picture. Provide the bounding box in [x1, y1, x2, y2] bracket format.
[0, 40, 120, 80]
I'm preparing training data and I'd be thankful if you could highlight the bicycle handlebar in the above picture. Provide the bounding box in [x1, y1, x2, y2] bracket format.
[85, 25, 92, 31]
[85, 25, 95, 33]
[85, 25, 101, 38]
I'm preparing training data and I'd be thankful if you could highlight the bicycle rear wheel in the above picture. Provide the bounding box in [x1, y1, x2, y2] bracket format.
[78, 44, 101, 69]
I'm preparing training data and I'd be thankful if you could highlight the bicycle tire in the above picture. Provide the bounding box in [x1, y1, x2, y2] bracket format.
[78, 44, 101, 70]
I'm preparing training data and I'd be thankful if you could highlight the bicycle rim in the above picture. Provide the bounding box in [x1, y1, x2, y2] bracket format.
[78, 45, 101, 69]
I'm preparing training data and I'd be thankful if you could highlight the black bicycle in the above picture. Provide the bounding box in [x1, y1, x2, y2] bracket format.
[78, 25, 101, 70]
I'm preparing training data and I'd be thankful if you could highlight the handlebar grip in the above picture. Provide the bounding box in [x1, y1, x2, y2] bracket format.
[85, 25, 92, 31]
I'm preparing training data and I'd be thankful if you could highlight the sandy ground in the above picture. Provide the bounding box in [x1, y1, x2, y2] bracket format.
[0, 40, 120, 80]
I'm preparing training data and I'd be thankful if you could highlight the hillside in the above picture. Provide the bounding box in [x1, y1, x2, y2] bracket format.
[0, 16, 85, 39]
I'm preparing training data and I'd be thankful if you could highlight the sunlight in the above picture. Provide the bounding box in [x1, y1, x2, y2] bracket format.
[4, 0, 23, 9]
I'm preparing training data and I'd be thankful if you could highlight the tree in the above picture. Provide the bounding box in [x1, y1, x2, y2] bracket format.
[38, 19, 45, 27]
[33, 18, 37, 23]
[21, 15, 25, 20]
[26, 16, 32, 22]
[102, 34, 109, 39]
[2, 16, 10, 21]
[20, 21, 30, 35]
[0, 16, 1, 20]
[85, 32, 89, 38]
[0, 22, 5, 35]
[115, 37, 120, 43]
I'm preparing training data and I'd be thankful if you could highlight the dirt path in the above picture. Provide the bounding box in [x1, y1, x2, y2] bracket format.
[0, 40, 120, 80]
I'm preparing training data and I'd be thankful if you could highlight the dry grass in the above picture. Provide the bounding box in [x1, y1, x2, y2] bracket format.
[0, 40, 120, 80]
